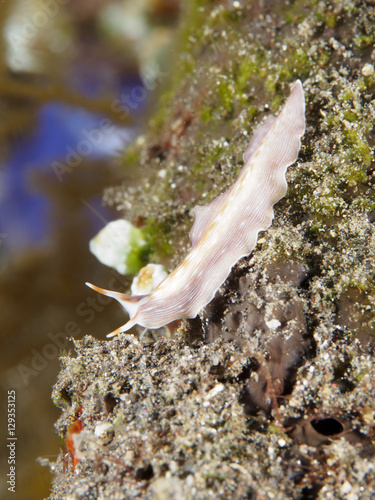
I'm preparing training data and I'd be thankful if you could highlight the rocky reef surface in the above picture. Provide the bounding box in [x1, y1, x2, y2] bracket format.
[48, 1, 375, 498]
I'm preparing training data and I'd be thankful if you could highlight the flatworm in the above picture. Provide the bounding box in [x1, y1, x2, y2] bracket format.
[87, 80, 305, 337]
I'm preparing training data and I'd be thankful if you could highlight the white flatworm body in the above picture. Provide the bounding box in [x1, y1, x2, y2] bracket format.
[87, 80, 305, 337]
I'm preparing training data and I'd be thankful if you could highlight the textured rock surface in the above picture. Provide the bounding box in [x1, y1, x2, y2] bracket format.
[48, 0, 375, 498]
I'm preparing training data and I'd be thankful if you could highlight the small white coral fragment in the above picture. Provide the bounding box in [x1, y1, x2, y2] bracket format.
[94, 423, 114, 445]
[266, 319, 282, 329]
[89, 219, 146, 275]
[131, 263, 168, 295]
[204, 383, 225, 400]
[361, 63, 374, 76]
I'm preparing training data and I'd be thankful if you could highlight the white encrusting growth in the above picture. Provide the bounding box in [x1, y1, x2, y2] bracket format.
[86, 80, 305, 337]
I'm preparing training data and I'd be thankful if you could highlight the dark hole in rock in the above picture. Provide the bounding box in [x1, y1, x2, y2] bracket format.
[236, 357, 260, 382]
[151, 409, 160, 421]
[120, 380, 132, 394]
[245, 418, 266, 433]
[310, 417, 344, 436]
[209, 362, 227, 377]
[59, 388, 72, 406]
[159, 463, 169, 475]
[286, 414, 364, 446]
[104, 392, 118, 413]
[239, 378, 269, 416]
[242, 486, 257, 499]
[300, 485, 320, 500]
[165, 408, 176, 418]
[135, 463, 154, 481]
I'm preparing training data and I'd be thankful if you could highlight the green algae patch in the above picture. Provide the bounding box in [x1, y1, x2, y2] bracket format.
[142, 216, 174, 262]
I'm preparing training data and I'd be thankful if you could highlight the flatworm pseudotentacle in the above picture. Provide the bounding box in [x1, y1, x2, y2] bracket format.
[86, 80, 305, 337]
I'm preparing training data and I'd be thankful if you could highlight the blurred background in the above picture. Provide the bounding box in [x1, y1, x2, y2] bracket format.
[0, 1, 180, 498]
